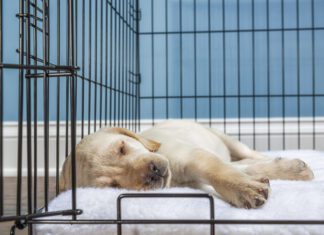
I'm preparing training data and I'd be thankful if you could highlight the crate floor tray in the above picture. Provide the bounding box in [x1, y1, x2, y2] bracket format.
[35, 150, 324, 235]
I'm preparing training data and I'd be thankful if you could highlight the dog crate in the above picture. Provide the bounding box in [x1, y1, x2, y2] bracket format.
[0, 0, 324, 234]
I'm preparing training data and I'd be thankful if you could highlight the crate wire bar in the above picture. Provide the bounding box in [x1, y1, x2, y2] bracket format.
[140, 0, 324, 151]
[0, 0, 140, 233]
[0, 0, 323, 235]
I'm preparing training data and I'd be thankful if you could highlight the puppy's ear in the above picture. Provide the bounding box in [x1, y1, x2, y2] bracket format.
[104, 127, 161, 152]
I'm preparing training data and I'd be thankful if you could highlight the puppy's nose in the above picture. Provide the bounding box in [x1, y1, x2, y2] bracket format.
[149, 162, 167, 177]
[148, 173, 161, 184]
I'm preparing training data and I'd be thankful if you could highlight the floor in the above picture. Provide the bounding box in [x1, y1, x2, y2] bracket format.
[0, 177, 56, 235]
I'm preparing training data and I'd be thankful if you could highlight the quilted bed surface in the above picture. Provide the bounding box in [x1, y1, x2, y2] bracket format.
[35, 150, 324, 235]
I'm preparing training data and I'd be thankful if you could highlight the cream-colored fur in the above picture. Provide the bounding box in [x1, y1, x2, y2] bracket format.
[60, 120, 314, 209]
[60, 127, 171, 192]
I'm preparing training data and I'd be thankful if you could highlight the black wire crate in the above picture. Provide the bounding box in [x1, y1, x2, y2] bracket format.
[0, 0, 324, 235]
[139, 0, 324, 151]
[0, 0, 140, 233]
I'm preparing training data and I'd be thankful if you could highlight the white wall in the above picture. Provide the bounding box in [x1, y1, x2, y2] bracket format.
[3, 118, 324, 176]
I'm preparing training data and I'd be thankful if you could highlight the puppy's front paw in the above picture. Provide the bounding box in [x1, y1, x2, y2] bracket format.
[220, 176, 270, 209]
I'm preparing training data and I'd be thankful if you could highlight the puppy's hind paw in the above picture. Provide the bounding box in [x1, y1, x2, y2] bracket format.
[275, 158, 314, 181]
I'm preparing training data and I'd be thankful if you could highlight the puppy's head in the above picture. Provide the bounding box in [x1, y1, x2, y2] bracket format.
[60, 127, 171, 192]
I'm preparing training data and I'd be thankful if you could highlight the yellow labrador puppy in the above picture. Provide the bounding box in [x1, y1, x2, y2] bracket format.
[60, 120, 314, 209]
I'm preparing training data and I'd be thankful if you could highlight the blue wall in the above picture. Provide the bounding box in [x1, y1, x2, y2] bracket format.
[2, 0, 324, 121]
[139, 0, 324, 120]
[2, 0, 112, 121]
[2, 0, 70, 121]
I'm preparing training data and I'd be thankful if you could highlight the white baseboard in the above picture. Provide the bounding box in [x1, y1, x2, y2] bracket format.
[2, 118, 324, 176]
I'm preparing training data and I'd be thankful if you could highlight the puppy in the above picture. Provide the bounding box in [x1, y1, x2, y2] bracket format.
[60, 120, 314, 208]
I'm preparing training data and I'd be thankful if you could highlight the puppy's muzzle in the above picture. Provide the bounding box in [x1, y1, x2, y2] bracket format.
[148, 162, 171, 188]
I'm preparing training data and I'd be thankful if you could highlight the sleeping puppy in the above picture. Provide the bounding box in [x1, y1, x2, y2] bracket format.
[60, 120, 314, 209]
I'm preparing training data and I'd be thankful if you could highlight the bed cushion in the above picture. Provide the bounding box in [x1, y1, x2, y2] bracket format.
[35, 150, 324, 235]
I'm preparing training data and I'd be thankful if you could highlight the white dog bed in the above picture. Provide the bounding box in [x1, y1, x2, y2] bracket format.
[35, 150, 324, 235]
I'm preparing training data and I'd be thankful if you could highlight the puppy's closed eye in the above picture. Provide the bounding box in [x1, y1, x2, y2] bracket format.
[119, 141, 127, 155]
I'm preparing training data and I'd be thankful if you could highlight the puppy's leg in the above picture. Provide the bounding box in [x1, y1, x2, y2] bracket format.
[186, 149, 270, 209]
[209, 129, 314, 180]
[209, 128, 265, 161]
[232, 157, 314, 181]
